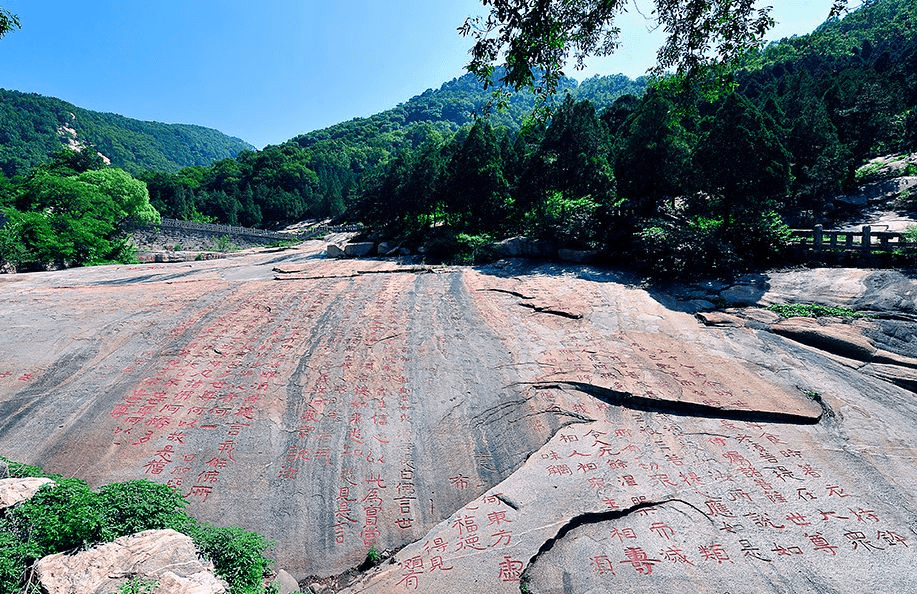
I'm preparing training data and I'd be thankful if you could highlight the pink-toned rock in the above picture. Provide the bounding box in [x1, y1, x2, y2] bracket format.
[1, 248, 916, 593]
[35, 529, 228, 594]
[0, 477, 53, 509]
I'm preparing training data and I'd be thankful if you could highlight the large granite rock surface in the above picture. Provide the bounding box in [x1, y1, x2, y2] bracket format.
[1, 247, 915, 592]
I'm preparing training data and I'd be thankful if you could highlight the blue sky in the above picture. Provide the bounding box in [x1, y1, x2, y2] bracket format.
[0, 1, 856, 149]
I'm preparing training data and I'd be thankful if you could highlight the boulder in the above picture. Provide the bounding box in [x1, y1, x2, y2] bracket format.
[344, 242, 375, 257]
[557, 248, 597, 264]
[326, 243, 345, 258]
[271, 569, 301, 594]
[35, 529, 228, 594]
[0, 459, 7, 478]
[0, 477, 54, 509]
[771, 317, 878, 361]
[492, 236, 557, 259]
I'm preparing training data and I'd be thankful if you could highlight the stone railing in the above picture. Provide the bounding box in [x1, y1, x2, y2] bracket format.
[129, 218, 362, 243]
[789, 225, 916, 255]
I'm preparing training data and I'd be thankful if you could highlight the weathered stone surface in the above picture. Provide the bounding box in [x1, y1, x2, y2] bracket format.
[771, 317, 878, 361]
[271, 569, 300, 594]
[326, 243, 345, 258]
[0, 458, 7, 478]
[35, 529, 227, 594]
[343, 242, 375, 257]
[1, 245, 916, 592]
[0, 476, 53, 508]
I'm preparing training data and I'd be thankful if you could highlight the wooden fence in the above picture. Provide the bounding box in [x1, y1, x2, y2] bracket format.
[789, 225, 916, 255]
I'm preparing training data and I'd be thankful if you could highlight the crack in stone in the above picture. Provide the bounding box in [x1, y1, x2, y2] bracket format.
[477, 288, 534, 299]
[494, 493, 521, 511]
[517, 302, 583, 320]
[519, 498, 713, 591]
[526, 381, 822, 425]
[272, 267, 433, 281]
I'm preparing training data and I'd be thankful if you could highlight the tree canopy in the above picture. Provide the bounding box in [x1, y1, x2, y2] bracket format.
[461, 0, 848, 93]
[0, 5, 19, 40]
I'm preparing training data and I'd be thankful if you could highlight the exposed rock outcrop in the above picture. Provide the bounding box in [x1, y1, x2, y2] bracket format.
[35, 529, 228, 594]
[1, 250, 916, 593]
[0, 477, 53, 509]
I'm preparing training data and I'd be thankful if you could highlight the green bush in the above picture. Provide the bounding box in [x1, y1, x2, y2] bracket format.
[9, 478, 105, 558]
[98, 480, 192, 539]
[767, 303, 870, 319]
[455, 232, 493, 263]
[190, 523, 274, 594]
[634, 211, 791, 279]
[0, 459, 276, 594]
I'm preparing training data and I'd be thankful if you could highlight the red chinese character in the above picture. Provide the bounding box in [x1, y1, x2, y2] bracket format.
[805, 532, 838, 555]
[699, 544, 732, 564]
[610, 527, 637, 542]
[705, 500, 736, 518]
[487, 511, 510, 526]
[771, 543, 804, 556]
[397, 556, 424, 589]
[423, 537, 448, 554]
[491, 529, 512, 547]
[848, 508, 879, 523]
[876, 531, 909, 547]
[186, 485, 213, 501]
[591, 554, 616, 576]
[619, 547, 658, 575]
[650, 522, 676, 540]
[785, 512, 811, 526]
[197, 470, 220, 483]
[449, 474, 469, 489]
[661, 545, 694, 565]
[497, 556, 524, 582]
[143, 459, 166, 475]
[826, 484, 850, 498]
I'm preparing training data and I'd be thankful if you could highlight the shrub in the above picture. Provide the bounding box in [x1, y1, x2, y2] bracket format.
[9, 478, 105, 558]
[0, 459, 276, 594]
[767, 303, 870, 319]
[455, 233, 493, 263]
[189, 523, 274, 594]
[98, 480, 191, 539]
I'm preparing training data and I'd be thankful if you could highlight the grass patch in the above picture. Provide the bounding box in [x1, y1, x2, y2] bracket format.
[767, 303, 871, 319]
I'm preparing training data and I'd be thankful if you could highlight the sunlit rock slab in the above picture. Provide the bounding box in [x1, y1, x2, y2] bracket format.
[2, 252, 916, 590]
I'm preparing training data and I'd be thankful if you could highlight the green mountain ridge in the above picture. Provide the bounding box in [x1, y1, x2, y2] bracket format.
[0, 88, 254, 177]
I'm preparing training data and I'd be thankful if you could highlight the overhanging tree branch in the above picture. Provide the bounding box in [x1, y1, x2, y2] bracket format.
[0, 6, 20, 40]
[461, 0, 850, 94]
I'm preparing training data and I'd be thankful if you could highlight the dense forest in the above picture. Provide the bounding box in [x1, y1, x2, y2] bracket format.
[0, 89, 253, 177]
[2, 0, 916, 276]
[139, 71, 647, 228]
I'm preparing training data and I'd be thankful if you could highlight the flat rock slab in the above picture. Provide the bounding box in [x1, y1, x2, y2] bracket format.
[1, 247, 916, 592]
[35, 528, 227, 594]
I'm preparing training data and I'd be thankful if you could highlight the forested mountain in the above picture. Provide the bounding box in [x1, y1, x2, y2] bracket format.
[142, 69, 647, 228]
[0, 89, 254, 177]
[4, 0, 916, 277]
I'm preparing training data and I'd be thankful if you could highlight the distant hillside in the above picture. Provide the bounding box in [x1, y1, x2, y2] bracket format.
[0, 89, 254, 177]
[293, 70, 646, 151]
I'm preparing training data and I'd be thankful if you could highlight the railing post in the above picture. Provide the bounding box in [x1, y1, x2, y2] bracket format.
[813, 225, 823, 250]
[862, 226, 871, 252]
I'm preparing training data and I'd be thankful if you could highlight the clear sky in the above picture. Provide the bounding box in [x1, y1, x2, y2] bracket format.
[0, 1, 857, 149]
